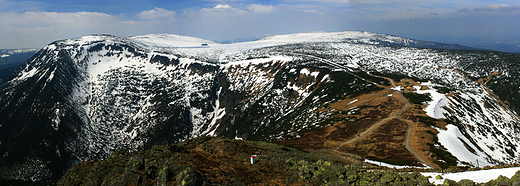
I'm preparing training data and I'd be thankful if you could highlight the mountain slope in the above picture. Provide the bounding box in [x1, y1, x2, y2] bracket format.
[58, 136, 433, 186]
[0, 31, 519, 182]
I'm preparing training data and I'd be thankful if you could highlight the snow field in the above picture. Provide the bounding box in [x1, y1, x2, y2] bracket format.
[421, 167, 520, 184]
[364, 159, 430, 169]
[413, 82, 448, 119]
[435, 124, 493, 167]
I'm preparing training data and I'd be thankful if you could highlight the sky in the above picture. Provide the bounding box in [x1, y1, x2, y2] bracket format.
[1, 0, 520, 53]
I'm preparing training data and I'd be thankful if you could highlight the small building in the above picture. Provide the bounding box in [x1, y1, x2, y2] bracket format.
[251, 155, 256, 164]
[401, 78, 416, 91]
[404, 86, 415, 92]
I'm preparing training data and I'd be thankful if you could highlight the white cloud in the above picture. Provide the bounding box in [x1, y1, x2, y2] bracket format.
[136, 7, 176, 20]
[484, 4, 511, 10]
[247, 4, 275, 13]
[214, 4, 232, 9]
[175, 3, 349, 43]
[0, 11, 119, 29]
[202, 4, 238, 12]
[475, 4, 519, 13]
[304, 9, 320, 14]
[456, 4, 520, 16]
[287, 0, 350, 3]
[201, 4, 276, 14]
[0, 11, 174, 48]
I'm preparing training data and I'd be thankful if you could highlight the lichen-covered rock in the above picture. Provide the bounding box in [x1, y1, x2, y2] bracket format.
[175, 167, 207, 186]
[288, 159, 433, 186]
[443, 179, 458, 185]
[486, 175, 511, 186]
[457, 179, 475, 186]
[58, 137, 436, 186]
[511, 171, 520, 182]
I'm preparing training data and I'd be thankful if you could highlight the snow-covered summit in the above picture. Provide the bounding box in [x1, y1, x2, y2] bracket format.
[258, 31, 395, 43]
[255, 31, 463, 49]
[38, 31, 469, 64]
[130, 34, 218, 48]
[54, 34, 122, 46]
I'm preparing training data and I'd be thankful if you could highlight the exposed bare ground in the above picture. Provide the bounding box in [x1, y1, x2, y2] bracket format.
[363, 73, 437, 168]
[274, 54, 448, 169]
[279, 71, 447, 169]
[278, 88, 403, 149]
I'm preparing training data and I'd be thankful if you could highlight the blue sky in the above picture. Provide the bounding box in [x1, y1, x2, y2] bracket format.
[1, 0, 520, 52]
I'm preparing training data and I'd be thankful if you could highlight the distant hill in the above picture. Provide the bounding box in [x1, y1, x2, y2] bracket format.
[0, 49, 38, 81]
[0, 49, 38, 70]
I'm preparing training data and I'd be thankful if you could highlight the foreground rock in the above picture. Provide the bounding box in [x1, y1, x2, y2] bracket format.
[58, 136, 433, 185]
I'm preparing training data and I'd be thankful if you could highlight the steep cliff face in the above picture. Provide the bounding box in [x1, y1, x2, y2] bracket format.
[0, 35, 222, 182]
[0, 32, 519, 182]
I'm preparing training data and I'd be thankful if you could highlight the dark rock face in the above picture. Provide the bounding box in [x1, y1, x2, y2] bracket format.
[0, 37, 222, 182]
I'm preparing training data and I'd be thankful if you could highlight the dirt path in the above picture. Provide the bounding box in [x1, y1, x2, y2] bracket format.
[395, 88, 434, 168]
[335, 72, 435, 168]
[285, 53, 434, 168]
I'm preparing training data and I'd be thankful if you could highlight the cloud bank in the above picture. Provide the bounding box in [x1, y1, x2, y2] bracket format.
[0, 1, 519, 51]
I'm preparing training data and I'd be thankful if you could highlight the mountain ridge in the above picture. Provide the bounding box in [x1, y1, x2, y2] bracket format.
[0, 31, 519, 182]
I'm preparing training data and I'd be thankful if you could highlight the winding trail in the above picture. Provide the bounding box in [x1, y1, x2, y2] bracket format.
[284, 52, 434, 168]
[396, 86, 433, 168]
[335, 72, 434, 168]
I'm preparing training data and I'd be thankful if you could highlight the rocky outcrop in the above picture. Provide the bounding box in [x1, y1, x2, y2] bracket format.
[58, 136, 434, 185]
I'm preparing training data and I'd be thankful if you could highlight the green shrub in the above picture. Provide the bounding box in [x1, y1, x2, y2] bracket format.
[403, 92, 432, 104]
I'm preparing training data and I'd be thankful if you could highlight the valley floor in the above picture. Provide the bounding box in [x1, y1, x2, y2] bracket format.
[279, 71, 454, 169]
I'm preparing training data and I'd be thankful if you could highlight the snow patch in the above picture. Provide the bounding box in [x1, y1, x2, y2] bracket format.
[421, 167, 520, 184]
[300, 68, 310, 76]
[51, 108, 60, 131]
[364, 159, 429, 169]
[205, 88, 226, 136]
[415, 82, 448, 119]
[310, 71, 320, 78]
[234, 130, 243, 140]
[436, 124, 493, 167]
[222, 56, 292, 68]
[321, 74, 330, 82]
[14, 67, 38, 81]
[391, 86, 402, 91]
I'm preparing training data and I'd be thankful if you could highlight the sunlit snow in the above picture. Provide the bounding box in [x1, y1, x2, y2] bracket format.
[436, 124, 493, 167]
[414, 82, 448, 119]
[422, 167, 520, 184]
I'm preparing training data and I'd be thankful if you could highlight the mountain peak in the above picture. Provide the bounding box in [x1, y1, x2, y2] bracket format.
[129, 34, 218, 48]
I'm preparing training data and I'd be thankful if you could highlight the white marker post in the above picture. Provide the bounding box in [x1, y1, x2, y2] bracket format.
[251, 155, 256, 164]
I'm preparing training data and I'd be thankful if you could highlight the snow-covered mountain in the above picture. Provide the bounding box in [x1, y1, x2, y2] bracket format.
[0, 49, 38, 81]
[0, 49, 38, 66]
[0, 31, 519, 182]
